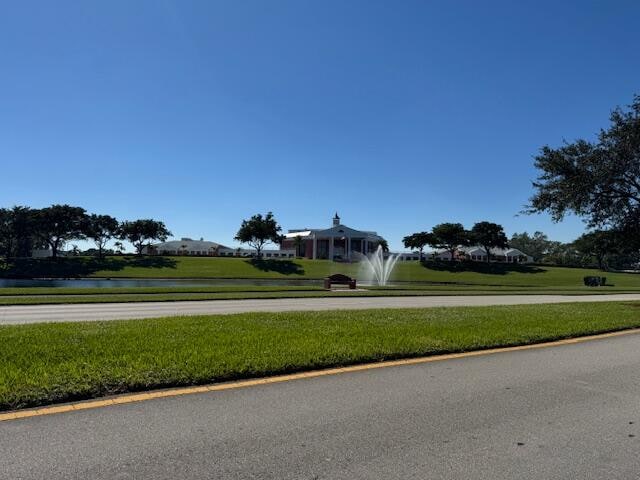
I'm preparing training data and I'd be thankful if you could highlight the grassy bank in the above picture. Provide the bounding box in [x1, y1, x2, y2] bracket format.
[3, 256, 640, 287]
[2, 302, 640, 411]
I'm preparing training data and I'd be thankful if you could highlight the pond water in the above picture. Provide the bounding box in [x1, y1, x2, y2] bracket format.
[0, 278, 322, 288]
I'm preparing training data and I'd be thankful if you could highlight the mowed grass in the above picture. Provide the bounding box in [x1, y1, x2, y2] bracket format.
[5, 255, 640, 288]
[2, 302, 640, 411]
[3, 257, 640, 305]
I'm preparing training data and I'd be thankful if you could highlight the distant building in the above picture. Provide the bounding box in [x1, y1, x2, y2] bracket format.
[280, 213, 385, 261]
[147, 237, 295, 259]
[147, 238, 230, 256]
[431, 246, 533, 263]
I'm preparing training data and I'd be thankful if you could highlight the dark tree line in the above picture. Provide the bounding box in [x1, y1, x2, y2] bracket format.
[0, 204, 171, 263]
[403, 221, 508, 262]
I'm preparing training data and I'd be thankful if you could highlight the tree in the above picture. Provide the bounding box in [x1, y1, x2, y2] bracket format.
[509, 231, 555, 262]
[120, 219, 171, 255]
[234, 212, 282, 258]
[0, 206, 37, 262]
[572, 230, 621, 270]
[113, 241, 125, 254]
[379, 238, 390, 253]
[33, 204, 88, 259]
[470, 222, 508, 263]
[85, 214, 119, 258]
[527, 95, 640, 237]
[402, 232, 435, 261]
[429, 223, 470, 261]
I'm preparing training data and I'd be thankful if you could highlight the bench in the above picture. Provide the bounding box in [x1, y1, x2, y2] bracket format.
[324, 273, 357, 290]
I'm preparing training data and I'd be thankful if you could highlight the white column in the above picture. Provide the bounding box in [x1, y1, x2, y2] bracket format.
[328, 237, 334, 261]
[312, 236, 317, 260]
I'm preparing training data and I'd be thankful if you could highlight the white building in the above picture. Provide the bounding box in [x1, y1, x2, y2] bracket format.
[147, 238, 295, 258]
[431, 246, 533, 263]
[280, 213, 385, 261]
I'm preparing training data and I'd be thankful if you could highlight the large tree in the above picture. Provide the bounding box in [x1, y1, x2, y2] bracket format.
[402, 231, 435, 261]
[33, 204, 88, 259]
[470, 222, 508, 263]
[234, 212, 282, 258]
[528, 95, 640, 239]
[120, 219, 171, 255]
[85, 214, 120, 258]
[429, 223, 470, 261]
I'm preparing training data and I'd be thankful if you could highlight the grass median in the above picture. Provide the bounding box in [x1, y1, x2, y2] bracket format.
[2, 285, 640, 305]
[2, 301, 640, 411]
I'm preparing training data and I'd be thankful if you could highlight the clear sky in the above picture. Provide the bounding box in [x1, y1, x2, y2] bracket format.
[1, 1, 639, 251]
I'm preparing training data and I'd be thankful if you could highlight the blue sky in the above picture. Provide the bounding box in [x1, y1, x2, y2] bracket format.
[1, 1, 639, 251]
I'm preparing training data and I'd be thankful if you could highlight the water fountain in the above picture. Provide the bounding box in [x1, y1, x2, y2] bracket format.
[358, 245, 400, 286]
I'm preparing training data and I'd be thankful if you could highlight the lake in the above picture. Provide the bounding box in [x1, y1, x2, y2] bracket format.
[0, 278, 322, 288]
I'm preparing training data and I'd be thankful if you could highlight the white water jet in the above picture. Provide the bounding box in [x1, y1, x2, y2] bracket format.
[358, 245, 400, 286]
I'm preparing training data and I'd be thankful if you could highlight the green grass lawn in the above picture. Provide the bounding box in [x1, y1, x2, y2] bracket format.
[3, 257, 640, 305]
[2, 301, 640, 411]
[3, 255, 640, 284]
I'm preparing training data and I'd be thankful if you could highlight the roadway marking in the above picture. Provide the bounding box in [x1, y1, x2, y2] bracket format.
[1, 327, 639, 423]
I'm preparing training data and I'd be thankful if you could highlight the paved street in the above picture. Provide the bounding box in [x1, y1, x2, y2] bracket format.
[2, 293, 640, 324]
[2, 332, 640, 479]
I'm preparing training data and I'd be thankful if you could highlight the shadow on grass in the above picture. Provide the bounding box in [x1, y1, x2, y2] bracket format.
[421, 260, 546, 275]
[246, 258, 305, 275]
[0, 256, 178, 279]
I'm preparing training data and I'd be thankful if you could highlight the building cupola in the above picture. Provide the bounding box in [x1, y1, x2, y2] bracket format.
[332, 212, 340, 227]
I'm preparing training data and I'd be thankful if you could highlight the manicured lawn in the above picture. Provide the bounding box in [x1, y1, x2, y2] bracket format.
[3, 257, 640, 305]
[3, 256, 640, 288]
[2, 302, 640, 411]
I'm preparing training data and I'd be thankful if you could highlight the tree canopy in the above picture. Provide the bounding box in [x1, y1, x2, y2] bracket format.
[120, 219, 172, 255]
[85, 214, 120, 258]
[33, 204, 88, 259]
[402, 232, 435, 261]
[234, 212, 282, 257]
[470, 222, 508, 262]
[572, 230, 622, 271]
[430, 223, 470, 260]
[509, 231, 557, 262]
[528, 95, 640, 239]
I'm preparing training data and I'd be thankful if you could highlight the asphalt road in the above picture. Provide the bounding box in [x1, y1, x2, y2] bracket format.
[2, 332, 640, 479]
[2, 293, 640, 324]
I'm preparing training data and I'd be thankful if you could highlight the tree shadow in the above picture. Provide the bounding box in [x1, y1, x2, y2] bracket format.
[246, 259, 305, 275]
[1, 255, 178, 278]
[421, 260, 546, 276]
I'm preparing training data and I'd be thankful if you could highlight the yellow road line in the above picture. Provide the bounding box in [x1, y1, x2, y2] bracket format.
[2, 328, 639, 423]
